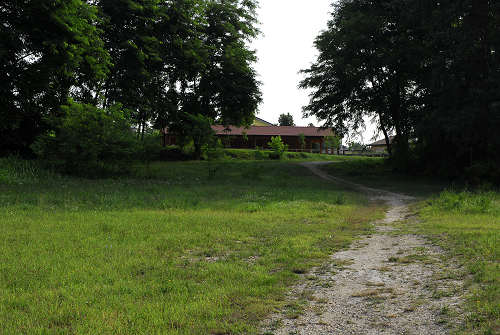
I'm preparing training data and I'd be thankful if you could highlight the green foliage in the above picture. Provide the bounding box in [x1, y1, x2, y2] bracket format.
[170, 113, 215, 160]
[325, 136, 341, 150]
[302, 0, 500, 179]
[31, 101, 135, 176]
[298, 133, 306, 150]
[0, 0, 111, 155]
[1, 0, 261, 162]
[0, 157, 61, 185]
[136, 132, 165, 163]
[267, 136, 288, 159]
[348, 142, 366, 151]
[278, 113, 295, 126]
[203, 139, 226, 161]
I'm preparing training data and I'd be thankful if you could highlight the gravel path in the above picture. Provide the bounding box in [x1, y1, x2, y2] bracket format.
[261, 162, 464, 335]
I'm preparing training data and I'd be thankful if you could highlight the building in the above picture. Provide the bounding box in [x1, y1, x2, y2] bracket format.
[163, 125, 334, 152]
[368, 136, 394, 153]
[163, 117, 335, 152]
[212, 125, 334, 152]
[252, 117, 274, 126]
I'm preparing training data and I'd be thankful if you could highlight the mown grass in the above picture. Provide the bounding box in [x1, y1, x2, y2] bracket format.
[0, 157, 383, 334]
[418, 190, 500, 335]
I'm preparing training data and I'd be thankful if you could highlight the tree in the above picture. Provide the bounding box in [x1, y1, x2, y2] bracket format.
[0, 0, 110, 155]
[267, 136, 287, 159]
[413, 0, 500, 177]
[300, 0, 424, 165]
[2, 0, 262, 162]
[278, 113, 295, 126]
[325, 136, 341, 153]
[165, 0, 262, 152]
[169, 113, 215, 160]
[348, 142, 365, 152]
[298, 133, 306, 150]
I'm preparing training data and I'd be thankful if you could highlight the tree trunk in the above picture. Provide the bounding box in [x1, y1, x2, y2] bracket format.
[378, 111, 392, 157]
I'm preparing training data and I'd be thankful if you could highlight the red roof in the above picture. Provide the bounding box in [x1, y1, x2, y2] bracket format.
[212, 125, 333, 137]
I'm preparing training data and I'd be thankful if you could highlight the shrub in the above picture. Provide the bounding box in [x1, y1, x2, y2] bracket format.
[254, 147, 266, 160]
[31, 101, 135, 177]
[169, 113, 215, 160]
[267, 136, 288, 159]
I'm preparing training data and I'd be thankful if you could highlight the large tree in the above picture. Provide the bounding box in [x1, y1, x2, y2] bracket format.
[170, 0, 262, 157]
[278, 113, 295, 126]
[302, 0, 499, 177]
[300, 0, 423, 161]
[0, 0, 110, 155]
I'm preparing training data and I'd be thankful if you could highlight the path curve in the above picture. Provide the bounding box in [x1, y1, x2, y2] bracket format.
[262, 162, 463, 335]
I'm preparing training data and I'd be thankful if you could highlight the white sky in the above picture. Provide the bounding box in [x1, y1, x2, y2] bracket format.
[251, 0, 379, 143]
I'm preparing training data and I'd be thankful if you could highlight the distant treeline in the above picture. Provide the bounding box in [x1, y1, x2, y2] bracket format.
[301, 0, 500, 181]
[1, 0, 261, 158]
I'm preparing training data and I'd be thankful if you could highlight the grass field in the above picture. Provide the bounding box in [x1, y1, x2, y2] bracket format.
[1, 155, 498, 334]
[0, 157, 383, 334]
[418, 191, 500, 334]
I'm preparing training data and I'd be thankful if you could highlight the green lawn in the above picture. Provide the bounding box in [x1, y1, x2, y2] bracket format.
[0, 158, 383, 334]
[418, 191, 500, 334]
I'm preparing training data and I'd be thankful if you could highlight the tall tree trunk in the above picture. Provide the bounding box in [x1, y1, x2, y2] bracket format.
[377, 111, 392, 157]
[141, 119, 146, 141]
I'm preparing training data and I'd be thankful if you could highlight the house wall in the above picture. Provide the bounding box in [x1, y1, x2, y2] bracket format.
[163, 133, 330, 153]
[371, 146, 387, 153]
[219, 135, 325, 152]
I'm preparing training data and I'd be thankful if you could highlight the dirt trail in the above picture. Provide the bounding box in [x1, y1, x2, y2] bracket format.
[262, 162, 463, 335]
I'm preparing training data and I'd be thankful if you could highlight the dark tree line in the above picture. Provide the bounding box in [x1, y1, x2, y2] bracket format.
[0, 0, 261, 157]
[301, 0, 500, 180]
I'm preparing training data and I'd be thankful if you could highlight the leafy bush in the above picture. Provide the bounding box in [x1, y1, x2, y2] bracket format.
[32, 101, 136, 177]
[169, 113, 215, 160]
[267, 136, 288, 159]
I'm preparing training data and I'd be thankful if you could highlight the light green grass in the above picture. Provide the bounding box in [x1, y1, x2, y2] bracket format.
[418, 191, 500, 334]
[0, 158, 383, 334]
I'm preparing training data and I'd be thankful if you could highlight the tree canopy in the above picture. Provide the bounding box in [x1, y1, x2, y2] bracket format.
[278, 113, 295, 126]
[0, 0, 261, 156]
[302, 0, 500, 179]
